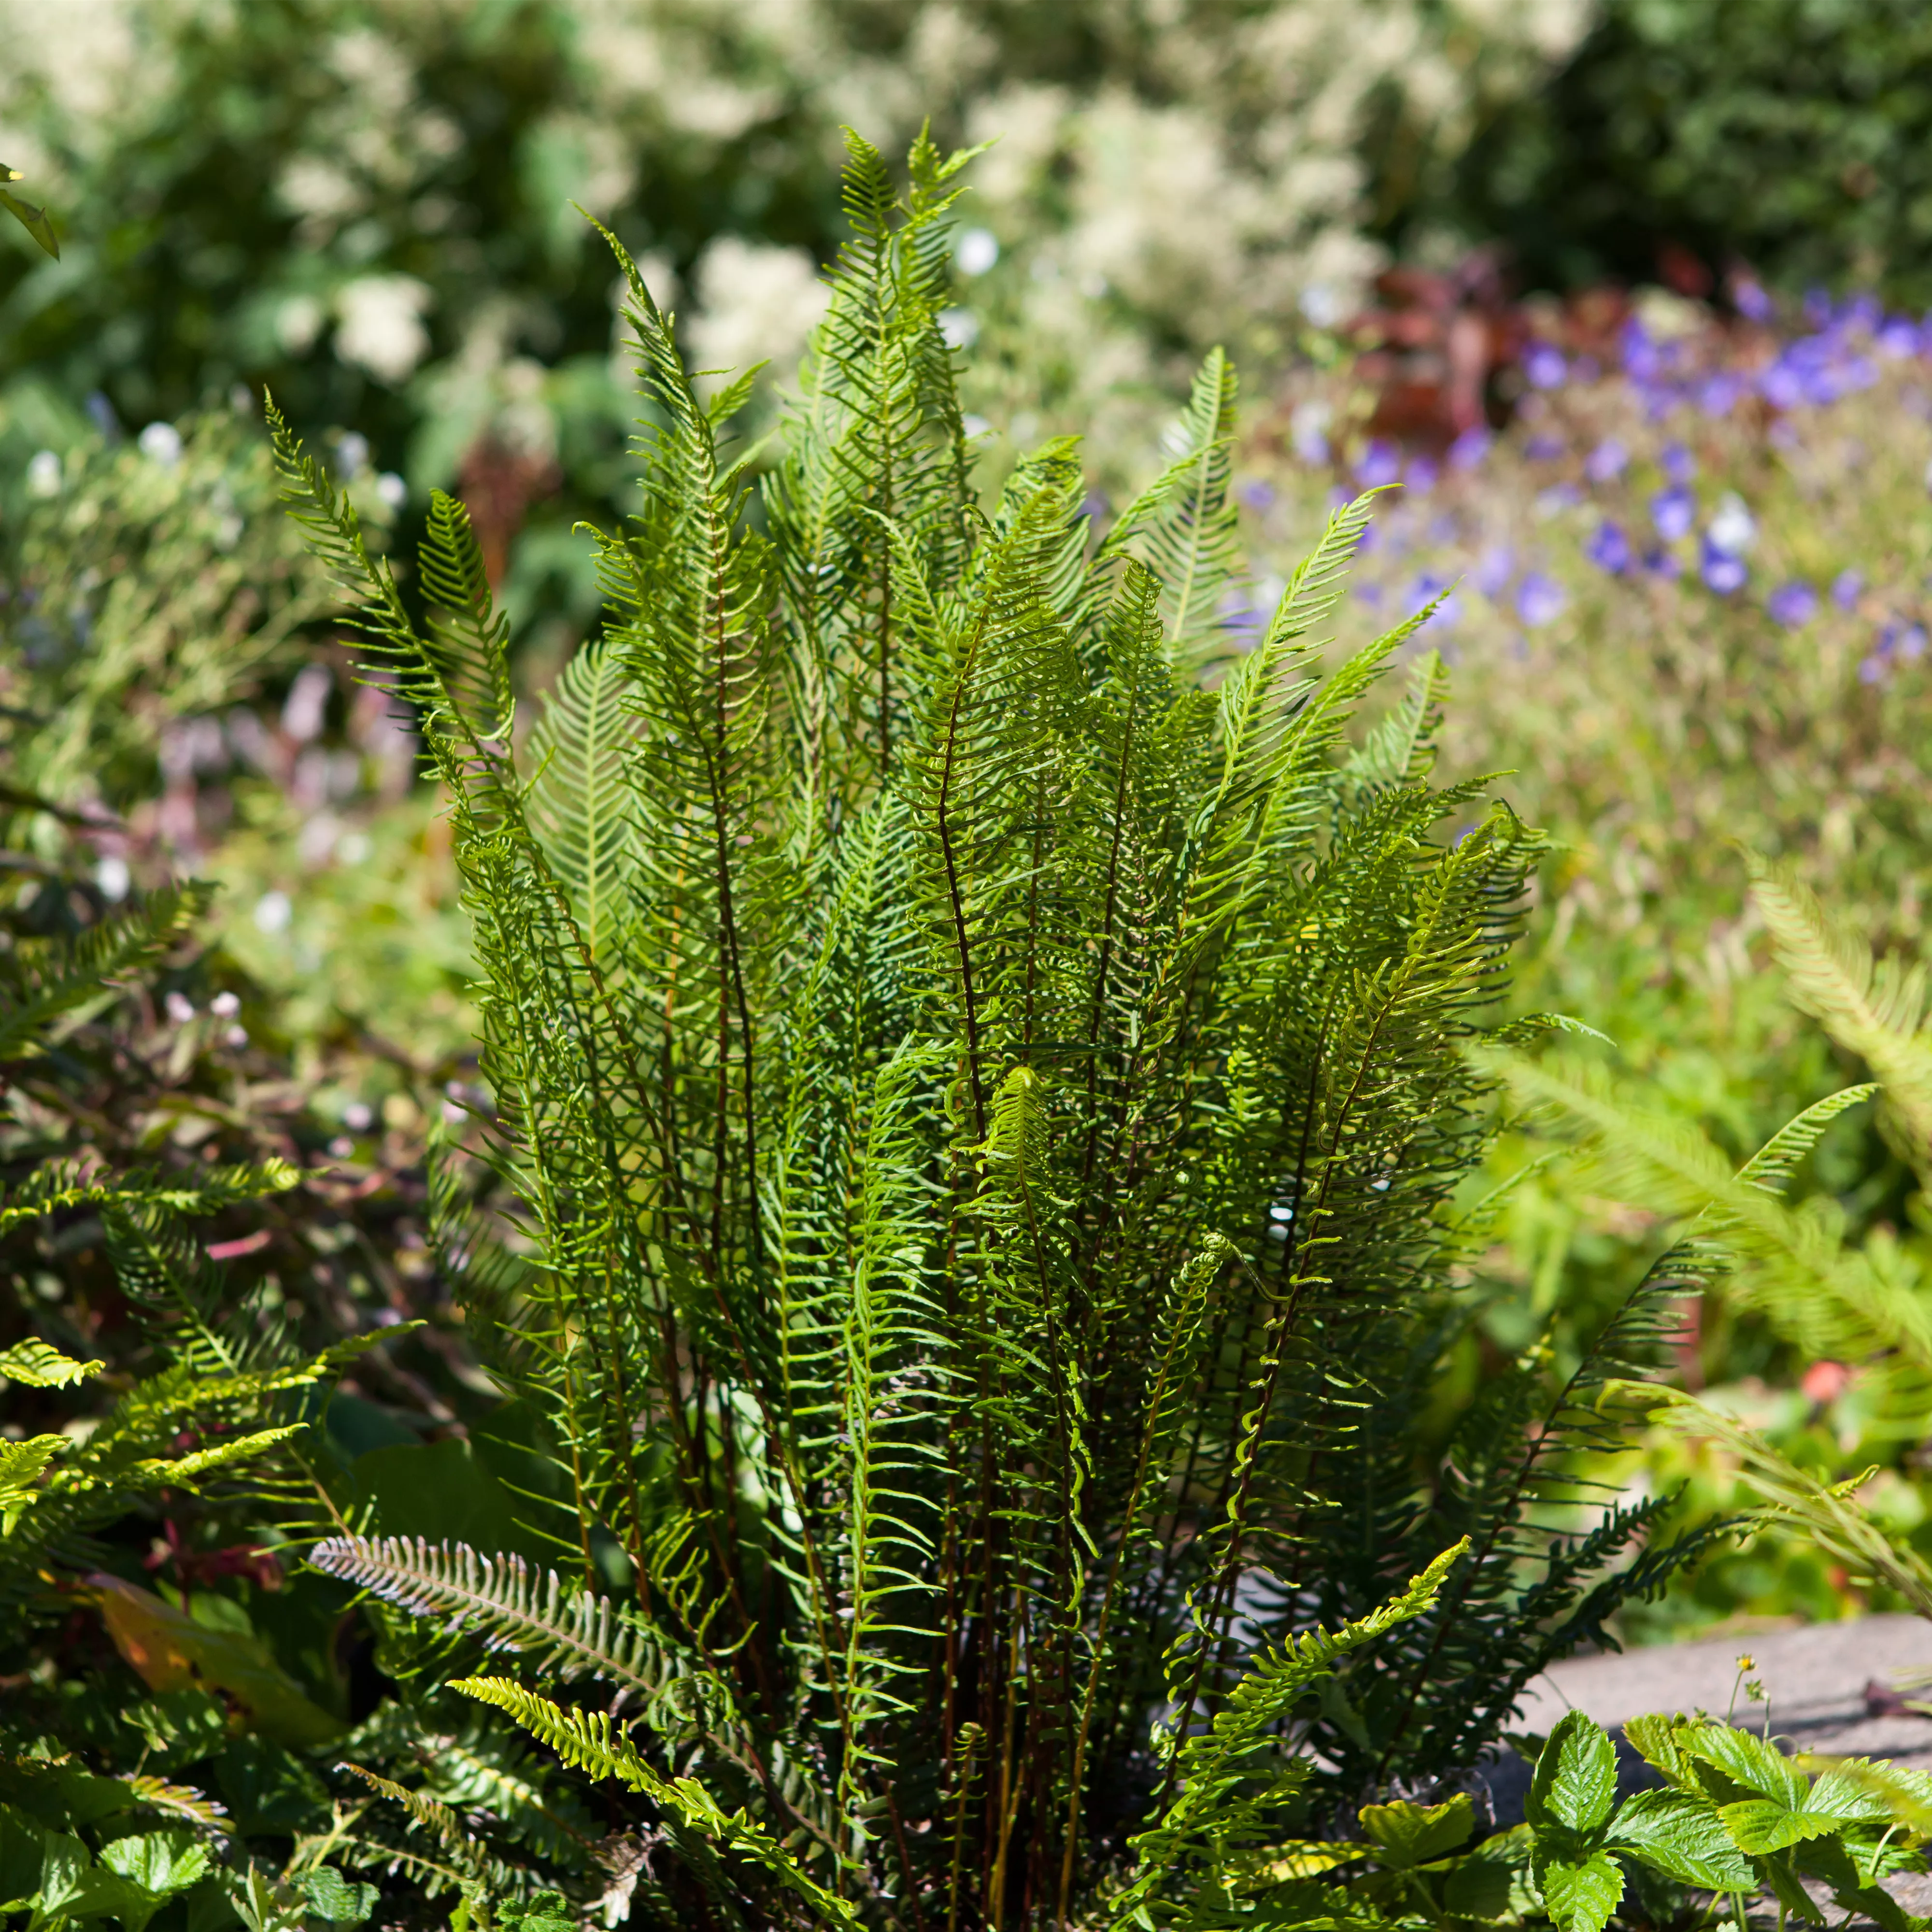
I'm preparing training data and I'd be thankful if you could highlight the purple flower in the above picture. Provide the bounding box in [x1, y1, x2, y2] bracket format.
[1585, 520, 1633, 574]
[1516, 571, 1567, 627]
[1760, 364, 1804, 411]
[1878, 317, 1921, 360]
[1832, 568, 1864, 609]
[1698, 374, 1742, 418]
[1860, 654, 1890, 685]
[1411, 573, 1460, 630]
[1732, 275, 1774, 323]
[1237, 478, 1276, 511]
[1650, 486, 1696, 542]
[1405, 455, 1439, 493]
[1524, 343, 1567, 390]
[1621, 320, 1661, 380]
[1473, 544, 1515, 598]
[1326, 485, 1352, 511]
[1845, 292, 1882, 334]
[1355, 581, 1385, 608]
[1903, 624, 1928, 662]
[1645, 547, 1684, 579]
[1767, 581, 1818, 626]
[1354, 519, 1378, 555]
[1662, 442, 1696, 484]
[1355, 439, 1402, 487]
[1447, 426, 1492, 470]
[1585, 437, 1628, 483]
[1701, 539, 1747, 595]
[1524, 432, 1564, 462]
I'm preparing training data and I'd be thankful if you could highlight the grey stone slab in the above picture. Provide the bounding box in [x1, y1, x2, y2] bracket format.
[1515, 1615, 1932, 1768]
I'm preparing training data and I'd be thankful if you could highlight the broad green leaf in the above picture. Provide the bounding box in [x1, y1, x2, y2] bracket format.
[1442, 1849, 1515, 1920]
[1609, 1788, 1755, 1890]
[1688, 1722, 1807, 1809]
[1622, 1713, 1700, 1791]
[1719, 1799, 1844, 1855]
[99, 1831, 212, 1900]
[1359, 1793, 1475, 1870]
[84, 1574, 345, 1748]
[1535, 1850, 1624, 1932]
[1529, 1711, 1619, 1835]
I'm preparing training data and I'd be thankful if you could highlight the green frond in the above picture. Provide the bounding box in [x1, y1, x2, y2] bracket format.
[452, 1678, 860, 1929]
[1115, 1542, 1467, 1930]
[0, 881, 208, 1063]
[0, 1339, 105, 1387]
[1482, 1047, 1932, 1385]
[1748, 852, 1932, 1164]
[1631, 1386, 1932, 1620]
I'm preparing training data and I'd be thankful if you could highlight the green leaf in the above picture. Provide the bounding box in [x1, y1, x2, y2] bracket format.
[1529, 1711, 1619, 1835]
[294, 1868, 381, 1929]
[1535, 1850, 1624, 1932]
[0, 184, 57, 258]
[1687, 1721, 1808, 1809]
[1719, 1799, 1844, 1855]
[1359, 1793, 1476, 1870]
[84, 1575, 346, 1748]
[1609, 1788, 1756, 1890]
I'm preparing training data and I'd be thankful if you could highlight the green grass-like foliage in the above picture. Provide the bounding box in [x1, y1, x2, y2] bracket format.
[287, 133, 1699, 1929]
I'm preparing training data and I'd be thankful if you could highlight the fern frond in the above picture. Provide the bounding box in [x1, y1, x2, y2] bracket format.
[452, 1678, 861, 1928]
[1631, 1385, 1932, 1619]
[0, 1339, 105, 1386]
[1116, 1542, 1467, 1929]
[1748, 852, 1932, 1164]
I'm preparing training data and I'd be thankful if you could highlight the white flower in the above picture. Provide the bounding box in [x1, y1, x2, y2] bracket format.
[1706, 493, 1758, 557]
[277, 295, 325, 355]
[938, 307, 980, 350]
[27, 449, 60, 497]
[955, 227, 1000, 276]
[254, 891, 292, 935]
[95, 854, 129, 901]
[164, 991, 195, 1025]
[138, 421, 182, 467]
[210, 991, 241, 1019]
[335, 431, 369, 478]
[685, 240, 828, 392]
[376, 471, 407, 509]
[335, 275, 433, 384]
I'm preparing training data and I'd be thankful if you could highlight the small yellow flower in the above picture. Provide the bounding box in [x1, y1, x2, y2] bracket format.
[1736, 1654, 1756, 1672]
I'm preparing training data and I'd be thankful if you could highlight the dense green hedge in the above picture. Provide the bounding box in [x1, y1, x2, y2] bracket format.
[1436, 0, 1932, 301]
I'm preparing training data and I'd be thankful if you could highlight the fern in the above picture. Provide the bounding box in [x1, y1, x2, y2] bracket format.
[273, 133, 1692, 1931]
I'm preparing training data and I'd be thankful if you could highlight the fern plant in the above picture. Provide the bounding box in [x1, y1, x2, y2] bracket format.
[284, 132, 1699, 1930]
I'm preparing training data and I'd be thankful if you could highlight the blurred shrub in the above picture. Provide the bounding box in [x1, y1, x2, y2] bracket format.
[0, 0, 1588, 639]
[0, 403, 327, 828]
[1437, 0, 1932, 300]
[1241, 299, 1932, 1629]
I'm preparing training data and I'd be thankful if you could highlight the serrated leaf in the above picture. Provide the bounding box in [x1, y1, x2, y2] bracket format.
[1529, 1711, 1619, 1835]
[1622, 1712, 1701, 1791]
[1610, 1788, 1756, 1889]
[1719, 1799, 1844, 1855]
[1360, 1793, 1475, 1870]
[1535, 1850, 1624, 1932]
[1688, 1722, 1807, 1809]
